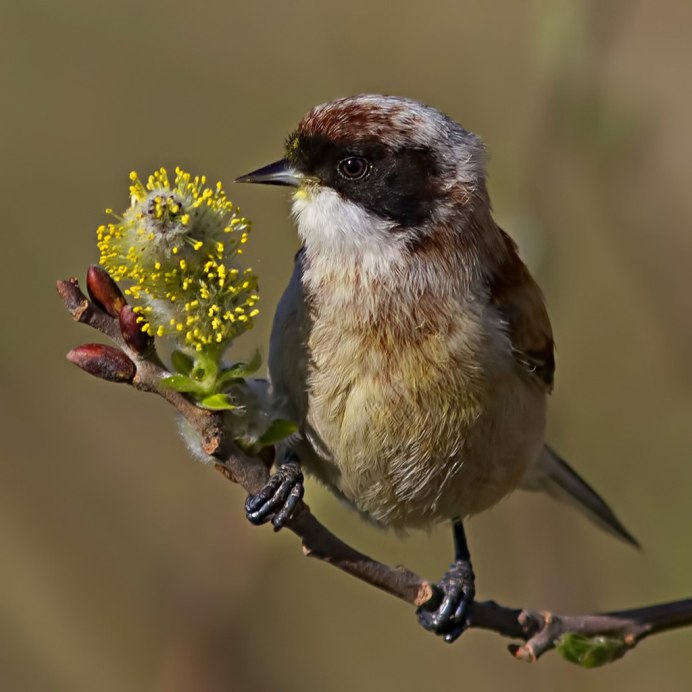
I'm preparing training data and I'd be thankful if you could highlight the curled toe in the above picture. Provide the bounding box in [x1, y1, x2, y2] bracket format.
[245, 462, 304, 529]
[416, 559, 475, 643]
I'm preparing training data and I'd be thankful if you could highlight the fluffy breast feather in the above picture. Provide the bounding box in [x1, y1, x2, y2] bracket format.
[270, 190, 549, 528]
[297, 247, 542, 528]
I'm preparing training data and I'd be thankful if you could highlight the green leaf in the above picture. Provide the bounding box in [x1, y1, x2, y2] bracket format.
[160, 374, 206, 393]
[556, 633, 629, 668]
[257, 419, 299, 446]
[199, 393, 237, 410]
[171, 350, 194, 375]
[219, 350, 262, 384]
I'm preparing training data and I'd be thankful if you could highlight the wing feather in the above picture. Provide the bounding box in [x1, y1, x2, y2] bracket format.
[489, 229, 555, 392]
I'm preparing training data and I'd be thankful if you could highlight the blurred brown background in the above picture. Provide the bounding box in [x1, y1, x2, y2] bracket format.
[2, 1, 692, 690]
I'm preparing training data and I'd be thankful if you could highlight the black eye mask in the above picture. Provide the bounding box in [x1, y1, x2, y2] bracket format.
[288, 134, 441, 227]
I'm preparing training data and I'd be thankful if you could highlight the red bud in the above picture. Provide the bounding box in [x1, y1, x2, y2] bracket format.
[119, 305, 154, 355]
[67, 344, 135, 383]
[86, 265, 126, 317]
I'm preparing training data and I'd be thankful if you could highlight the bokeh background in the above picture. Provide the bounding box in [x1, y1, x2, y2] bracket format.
[2, 1, 692, 690]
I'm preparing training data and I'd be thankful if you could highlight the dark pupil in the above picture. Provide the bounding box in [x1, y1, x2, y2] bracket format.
[339, 157, 367, 179]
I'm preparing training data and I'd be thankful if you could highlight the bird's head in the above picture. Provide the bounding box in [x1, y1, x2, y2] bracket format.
[237, 95, 490, 265]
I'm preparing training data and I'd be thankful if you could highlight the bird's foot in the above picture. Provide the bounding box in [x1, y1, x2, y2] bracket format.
[245, 462, 304, 531]
[416, 559, 475, 643]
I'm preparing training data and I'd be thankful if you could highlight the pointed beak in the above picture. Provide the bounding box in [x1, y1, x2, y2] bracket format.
[235, 159, 303, 187]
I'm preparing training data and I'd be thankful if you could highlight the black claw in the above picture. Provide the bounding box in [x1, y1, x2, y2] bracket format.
[245, 474, 282, 514]
[416, 559, 475, 643]
[245, 462, 304, 529]
[443, 625, 465, 644]
[272, 483, 304, 530]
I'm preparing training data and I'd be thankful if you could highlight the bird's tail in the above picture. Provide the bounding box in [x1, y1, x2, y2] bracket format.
[521, 445, 640, 548]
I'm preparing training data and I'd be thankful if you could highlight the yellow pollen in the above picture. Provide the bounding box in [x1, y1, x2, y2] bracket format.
[97, 166, 258, 354]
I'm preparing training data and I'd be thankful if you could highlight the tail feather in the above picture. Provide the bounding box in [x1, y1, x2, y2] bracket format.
[521, 445, 640, 549]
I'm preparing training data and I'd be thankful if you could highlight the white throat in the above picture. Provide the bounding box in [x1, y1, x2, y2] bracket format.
[291, 187, 409, 289]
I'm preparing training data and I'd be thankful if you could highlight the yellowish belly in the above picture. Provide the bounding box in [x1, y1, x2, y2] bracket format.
[303, 310, 546, 528]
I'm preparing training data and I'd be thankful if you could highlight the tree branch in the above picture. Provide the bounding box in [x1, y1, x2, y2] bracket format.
[57, 274, 692, 665]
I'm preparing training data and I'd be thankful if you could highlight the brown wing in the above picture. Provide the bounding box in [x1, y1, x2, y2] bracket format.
[489, 229, 555, 392]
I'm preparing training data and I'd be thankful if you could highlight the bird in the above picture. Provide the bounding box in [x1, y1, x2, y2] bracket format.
[236, 94, 638, 643]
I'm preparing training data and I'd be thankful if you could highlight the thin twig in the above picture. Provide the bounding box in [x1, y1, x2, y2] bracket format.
[57, 276, 692, 663]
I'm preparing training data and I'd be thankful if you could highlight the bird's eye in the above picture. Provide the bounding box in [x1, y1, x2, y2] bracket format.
[337, 156, 369, 180]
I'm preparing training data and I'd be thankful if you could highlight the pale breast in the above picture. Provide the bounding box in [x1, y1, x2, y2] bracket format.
[301, 284, 546, 529]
